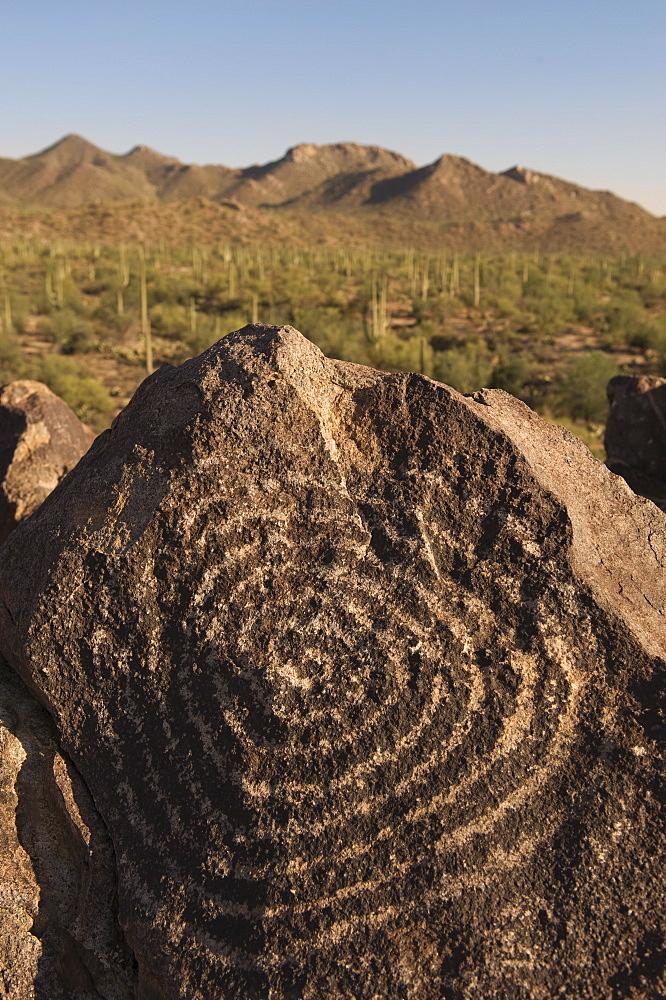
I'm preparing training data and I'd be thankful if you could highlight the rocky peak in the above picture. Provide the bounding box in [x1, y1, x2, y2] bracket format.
[503, 164, 539, 184]
[31, 133, 106, 165]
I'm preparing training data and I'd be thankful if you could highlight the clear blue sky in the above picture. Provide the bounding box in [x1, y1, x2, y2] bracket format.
[1, 0, 664, 214]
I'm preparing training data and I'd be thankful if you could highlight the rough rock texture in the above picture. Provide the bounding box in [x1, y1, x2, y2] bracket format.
[0, 379, 128, 997]
[0, 326, 664, 999]
[605, 374, 666, 511]
[0, 379, 94, 545]
[0, 656, 137, 999]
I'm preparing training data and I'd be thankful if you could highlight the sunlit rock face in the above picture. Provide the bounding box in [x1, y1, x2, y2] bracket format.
[0, 326, 663, 1000]
[0, 379, 94, 544]
[0, 379, 131, 1000]
[0, 654, 137, 1000]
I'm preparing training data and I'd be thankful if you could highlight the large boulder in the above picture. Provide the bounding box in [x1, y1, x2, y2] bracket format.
[0, 379, 94, 544]
[0, 326, 663, 999]
[605, 373, 666, 511]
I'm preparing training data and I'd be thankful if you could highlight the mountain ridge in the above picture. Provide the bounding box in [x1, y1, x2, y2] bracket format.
[0, 134, 655, 212]
[0, 135, 663, 253]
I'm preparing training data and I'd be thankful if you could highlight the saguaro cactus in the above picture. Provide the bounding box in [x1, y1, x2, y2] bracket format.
[366, 272, 390, 344]
[117, 244, 130, 317]
[1, 270, 12, 335]
[45, 260, 65, 309]
[449, 254, 460, 296]
[419, 335, 429, 376]
[139, 247, 153, 376]
[89, 244, 100, 282]
[421, 257, 430, 302]
[473, 253, 481, 307]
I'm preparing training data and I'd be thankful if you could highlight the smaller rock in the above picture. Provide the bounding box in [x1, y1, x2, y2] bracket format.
[0, 655, 137, 1000]
[605, 373, 666, 511]
[0, 380, 94, 544]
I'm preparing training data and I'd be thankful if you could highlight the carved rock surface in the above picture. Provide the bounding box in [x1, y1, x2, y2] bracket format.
[0, 379, 94, 544]
[0, 326, 664, 999]
[605, 373, 666, 511]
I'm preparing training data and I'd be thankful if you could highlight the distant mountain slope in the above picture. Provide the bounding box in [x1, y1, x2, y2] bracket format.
[0, 135, 663, 252]
[229, 142, 417, 208]
[0, 135, 415, 210]
[0, 135, 157, 206]
[366, 154, 656, 228]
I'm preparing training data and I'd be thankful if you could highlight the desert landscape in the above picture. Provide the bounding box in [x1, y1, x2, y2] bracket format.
[1, 137, 666, 462]
[0, 20, 664, 995]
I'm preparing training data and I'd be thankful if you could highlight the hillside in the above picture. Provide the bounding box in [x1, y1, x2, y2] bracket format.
[0, 135, 664, 253]
[0, 135, 414, 210]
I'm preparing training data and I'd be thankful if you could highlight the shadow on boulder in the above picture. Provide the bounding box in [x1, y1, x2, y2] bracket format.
[605, 374, 666, 512]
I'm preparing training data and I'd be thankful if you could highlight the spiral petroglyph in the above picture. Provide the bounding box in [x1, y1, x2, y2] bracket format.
[0, 326, 664, 999]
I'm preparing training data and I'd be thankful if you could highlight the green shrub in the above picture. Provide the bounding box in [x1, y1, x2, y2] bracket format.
[149, 302, 190, 339]
[492, 294, 521, 319]
[552, 351, 618, 426]
[291, 307, 367, 365]
[0, 329, 28, 382]
[624, 321, 665, 352]
[604, 292, 647, 341]
[374, 333, 428, 374]
[491, 353, 530, 399]
[183, 312, 236, 355]
[36, 355, 114, 430]
[432, 340, 494, 394]
[40, 309, 99, 354]
[572, 287, 599, 324]
[524, 293, 574, 334]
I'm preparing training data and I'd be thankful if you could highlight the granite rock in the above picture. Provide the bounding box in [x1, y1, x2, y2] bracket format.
[605, 373, 666, 511]
[0, 380, 94, 544]
[0, 326, 664, 999]
[0, 655, 137, 999]
[0, 380, 130, 997]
